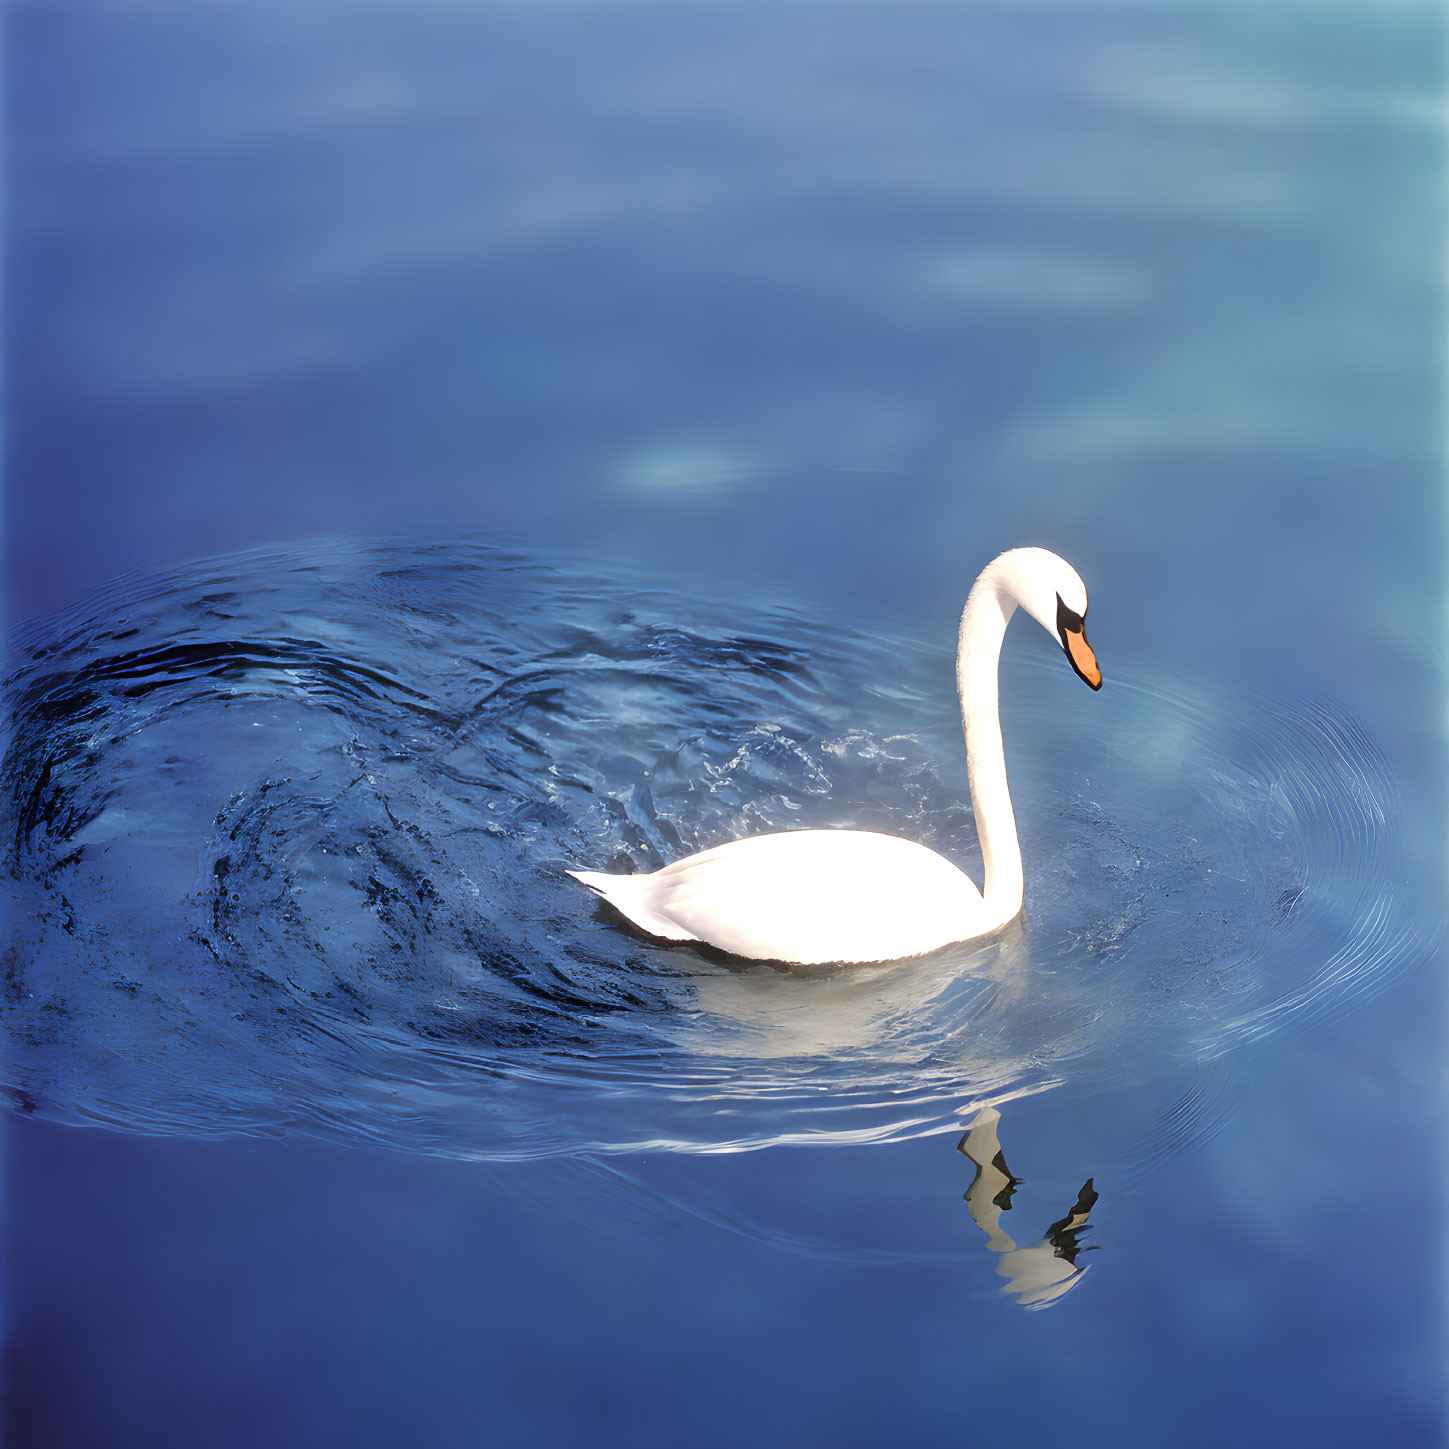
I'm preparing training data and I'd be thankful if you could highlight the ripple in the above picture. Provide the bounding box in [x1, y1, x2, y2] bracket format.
[1, 541, 1423, 1161]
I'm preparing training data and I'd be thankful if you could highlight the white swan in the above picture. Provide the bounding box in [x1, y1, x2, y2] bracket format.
[567, 547, 1101, 965]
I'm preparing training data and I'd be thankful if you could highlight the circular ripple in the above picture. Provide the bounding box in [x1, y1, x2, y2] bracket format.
[1, 541, 1422, 1159]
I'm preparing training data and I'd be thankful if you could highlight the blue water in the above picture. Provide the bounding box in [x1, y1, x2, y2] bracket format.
[2, 541, 1422, 1167]
[5, 2, 1445, 1445]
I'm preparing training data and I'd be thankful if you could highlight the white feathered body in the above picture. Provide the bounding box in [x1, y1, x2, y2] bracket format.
[566, 547, 1100, 967]
[568, 829, 992, 966]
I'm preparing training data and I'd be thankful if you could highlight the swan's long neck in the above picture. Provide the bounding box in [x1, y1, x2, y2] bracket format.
[956, 570, 1023, 930]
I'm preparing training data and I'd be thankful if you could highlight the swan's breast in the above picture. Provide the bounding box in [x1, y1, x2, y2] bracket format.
[642, 829, 985, 965]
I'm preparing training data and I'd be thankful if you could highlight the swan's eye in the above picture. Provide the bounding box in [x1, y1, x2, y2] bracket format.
[1055, 593, 1085, 636]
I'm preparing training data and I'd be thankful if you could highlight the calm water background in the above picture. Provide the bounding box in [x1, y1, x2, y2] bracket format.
[5, 2, 1446, 1445]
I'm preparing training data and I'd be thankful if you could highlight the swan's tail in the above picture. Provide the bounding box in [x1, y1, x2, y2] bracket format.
[565, 868, 700, 944]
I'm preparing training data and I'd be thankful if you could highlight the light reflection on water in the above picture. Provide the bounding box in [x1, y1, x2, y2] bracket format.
[2, 542, 1424, 1185]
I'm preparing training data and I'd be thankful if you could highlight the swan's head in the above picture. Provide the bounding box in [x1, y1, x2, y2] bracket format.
[991, 547, 1102, 690]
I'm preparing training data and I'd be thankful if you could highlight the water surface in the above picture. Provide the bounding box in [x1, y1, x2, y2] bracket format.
[5, 0, 1443, 1444]
[4, 543, 1421, 1184]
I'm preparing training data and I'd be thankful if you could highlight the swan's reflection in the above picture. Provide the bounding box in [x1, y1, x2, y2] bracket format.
[958, 1107, 1099, 1310]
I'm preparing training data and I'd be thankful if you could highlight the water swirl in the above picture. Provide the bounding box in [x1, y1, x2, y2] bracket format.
[1, 541, 1422, 1161]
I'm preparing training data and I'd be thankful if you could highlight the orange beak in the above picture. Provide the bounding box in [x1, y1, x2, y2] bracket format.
[1064, 628, 1102, 690]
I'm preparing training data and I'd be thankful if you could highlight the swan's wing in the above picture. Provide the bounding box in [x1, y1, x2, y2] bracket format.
[575, 829, 984, 965]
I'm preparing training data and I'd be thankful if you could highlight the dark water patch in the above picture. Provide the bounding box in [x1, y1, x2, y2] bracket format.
[1, 541, 1422, 1161]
